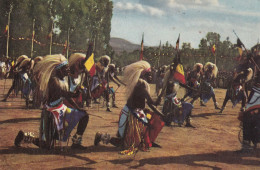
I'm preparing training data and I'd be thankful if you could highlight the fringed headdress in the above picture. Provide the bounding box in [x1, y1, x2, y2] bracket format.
[69, 53, 86, 68]
[100, 55, 111, 66]
[204, 62, 218, 78]
[123, 60, 151, 99]
[34, 56, 43, 65]
[234, 68, 253, 83]
[161, 69, 180, 97]
[193, 63, 203, 72]
[33, 54, 67, 99]
[245, 68, 253, 82]
[19, 58, 30, 69]
[109, 64, 115, 69]
[16, 55, 28, 65]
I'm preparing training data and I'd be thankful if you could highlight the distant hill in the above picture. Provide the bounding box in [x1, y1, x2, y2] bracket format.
[109, 37, 141, 54]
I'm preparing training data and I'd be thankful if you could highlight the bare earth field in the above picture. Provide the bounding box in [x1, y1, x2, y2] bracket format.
[0, 79, 259, 170]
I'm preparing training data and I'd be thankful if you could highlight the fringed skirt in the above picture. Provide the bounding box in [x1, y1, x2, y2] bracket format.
[118, 105, 164, 154]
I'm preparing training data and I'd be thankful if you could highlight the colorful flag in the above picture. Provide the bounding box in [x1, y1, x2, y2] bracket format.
[236, 38, 243, 56]
[140, 33, 144, 60]
[84, 43, 96, 77]
[176, 34, 180, 50]
[211, 44, 216, 55]
[3, 25, 8, 34]
[173, 63, 185, 84]
[84, 53, 95, 77]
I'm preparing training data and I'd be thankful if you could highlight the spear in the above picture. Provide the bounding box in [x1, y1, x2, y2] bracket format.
[31, 19, 35, 58]
[6, 5, 13, 58]
[233, 30, 260, 71]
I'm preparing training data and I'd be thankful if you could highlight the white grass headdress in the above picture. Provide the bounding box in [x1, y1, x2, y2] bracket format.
[193, 63, 203, 71]
[19, 58, 35, 71]
[245, 68, 253, 82]
[109, 64, 115, 69]
[69, 53, 86, 68]
[33, 54, 67, 98]
[123, 60, 151, 99]
[100, 55, 111, 66]
[161, 69, 180, 97]
[34, 56, 43, 64]
[204, 62, 218, 78]
[16, 55, 28, 64]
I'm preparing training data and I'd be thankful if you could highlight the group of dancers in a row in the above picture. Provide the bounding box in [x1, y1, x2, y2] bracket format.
[2, 49, 259, 153]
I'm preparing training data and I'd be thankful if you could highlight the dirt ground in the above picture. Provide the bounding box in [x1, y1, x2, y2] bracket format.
[0, 79, 259, 170]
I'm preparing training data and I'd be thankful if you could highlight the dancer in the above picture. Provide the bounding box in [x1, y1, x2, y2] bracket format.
[14, 54, 89, 149]
[219, 68, 253, 113]
[155, 65, 167, 96]
[159, 62, 194, 127]
[67, 53, 89, 108]
[106, 63, 126, 108]
[91, 55, 111, 111]
[19, 58, 35, 107]
[182, 63, 203, 104]
[200, 62, 220, 109]
[31, 56, 44, 108]
[94, 60, 164, 154]
[2, 55, 30, 102]
[238, 51, 260, 152]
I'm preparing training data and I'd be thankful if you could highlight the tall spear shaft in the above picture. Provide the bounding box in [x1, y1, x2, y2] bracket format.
[31, 19, 35, 58]
[49, 21, 53, 55]
[6, 6, 12, 57]
[233, 30, 260, 71]
[66, 27, 70, 58]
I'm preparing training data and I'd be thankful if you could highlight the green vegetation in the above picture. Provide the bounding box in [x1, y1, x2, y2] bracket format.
[0, 1, 255, 71]
[0, 0, 113, 59]
[113, 32, 243, 71]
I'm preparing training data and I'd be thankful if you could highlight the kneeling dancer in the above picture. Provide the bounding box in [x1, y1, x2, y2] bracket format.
[14, 54, 89, 149]
[94, 60, 164, 154]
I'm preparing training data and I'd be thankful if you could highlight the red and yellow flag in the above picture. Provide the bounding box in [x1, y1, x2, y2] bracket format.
[236, 38, 243, 56]
[173, 64, 185, 84]
[84, 53, 96, 77]
[211, 44, 216, 55]
[3, 25, 8, 34]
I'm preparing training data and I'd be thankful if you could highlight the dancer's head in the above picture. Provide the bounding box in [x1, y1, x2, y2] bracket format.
[69, 53, 86, 77]
[204, 62, 218, 78]
[33, 54, 68, 98]
[16, 55, 28, 65]
[19, 58, 34, 72]
[99, 55, 111, 68]
[193, 63, 203, 73]
[123, 60, 151, 99]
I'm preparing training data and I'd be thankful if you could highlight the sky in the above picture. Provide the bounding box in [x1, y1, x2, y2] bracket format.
[110, 0, 260, 49]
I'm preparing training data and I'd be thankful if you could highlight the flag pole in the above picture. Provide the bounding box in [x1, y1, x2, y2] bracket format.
[31, 19, 35, 58]
[6, 6, 12, 58]
[49, 21, 53, 55]
[214, 47, 216, 65]
[66, 27, 70, 58]
[139, 33, 144, 60]
[175, 33, 180, 63]
[157, 40, 161, 68]
[233, 30, 260, 71]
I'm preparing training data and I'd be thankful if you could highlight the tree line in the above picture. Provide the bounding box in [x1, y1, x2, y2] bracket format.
[0, 0, 113, 59]
[113, 32, 255, 71]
